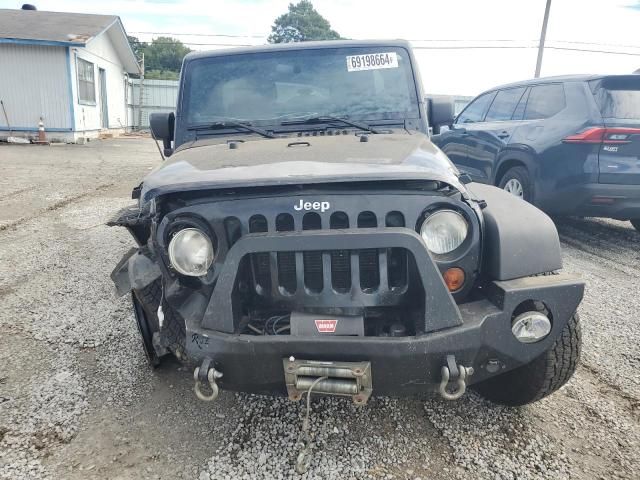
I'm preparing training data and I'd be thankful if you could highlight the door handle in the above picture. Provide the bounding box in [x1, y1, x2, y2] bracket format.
[497, 131, 510, 139]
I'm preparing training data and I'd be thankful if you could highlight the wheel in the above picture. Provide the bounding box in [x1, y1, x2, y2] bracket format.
[474, 313, 581, 406]
[132, 279, 185, 366]
[630, 219, 640, 232]
[498, 166, 534, 203]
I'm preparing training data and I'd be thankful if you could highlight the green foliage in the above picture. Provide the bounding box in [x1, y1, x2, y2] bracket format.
[268, 0, 341, 43]
[144, 69, 180, 81]
[127, 35, 146, 62]
[141, 37, 192, 74]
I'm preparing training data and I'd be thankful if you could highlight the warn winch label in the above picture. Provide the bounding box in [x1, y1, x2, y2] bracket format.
[315, 319, 338, 333]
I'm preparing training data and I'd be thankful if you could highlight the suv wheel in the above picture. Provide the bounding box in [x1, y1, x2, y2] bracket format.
[631, 219, 640, 232]
[473, 313, 581, 406]
[498, 166, 534, 203]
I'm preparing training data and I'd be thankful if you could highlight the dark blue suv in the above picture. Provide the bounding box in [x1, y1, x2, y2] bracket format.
[433, 75, 640, 232]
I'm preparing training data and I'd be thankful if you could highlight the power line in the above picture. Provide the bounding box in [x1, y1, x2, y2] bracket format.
[131, 41, 254, 47]
[129, 31, 640, 50]
[546, 46, 640, 56]
[130, 31, 267, 39]
[129, 40, 640, 56]
[413, 45, 640, 56]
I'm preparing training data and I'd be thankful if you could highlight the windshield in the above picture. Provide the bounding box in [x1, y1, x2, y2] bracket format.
[182, 46, 420, 126]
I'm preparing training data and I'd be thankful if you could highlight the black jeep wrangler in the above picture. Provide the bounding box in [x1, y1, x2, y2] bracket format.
[111, 40, 584, 408]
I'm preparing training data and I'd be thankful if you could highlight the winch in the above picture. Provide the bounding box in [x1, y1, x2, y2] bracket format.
[283, 357, 373, 405]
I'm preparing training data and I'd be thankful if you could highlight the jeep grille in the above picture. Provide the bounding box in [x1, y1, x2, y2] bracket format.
[238, 210, 409, 298]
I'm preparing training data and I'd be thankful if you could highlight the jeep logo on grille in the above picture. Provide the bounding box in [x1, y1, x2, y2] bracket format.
[294, 199, 330, 212]
[315, 319, 338, 333]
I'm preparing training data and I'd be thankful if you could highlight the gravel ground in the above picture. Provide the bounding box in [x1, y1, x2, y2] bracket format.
[0, 138, 639, 480]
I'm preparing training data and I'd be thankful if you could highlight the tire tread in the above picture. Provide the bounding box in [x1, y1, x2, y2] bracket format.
[474, 313, 581, 406]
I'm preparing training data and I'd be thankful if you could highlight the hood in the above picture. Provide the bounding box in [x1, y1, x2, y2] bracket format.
[140, 133, 465, 202]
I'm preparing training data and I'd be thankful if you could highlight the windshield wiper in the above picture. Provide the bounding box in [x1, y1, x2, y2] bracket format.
[281, 115, 381, 134]
[187, 120, 276, 139]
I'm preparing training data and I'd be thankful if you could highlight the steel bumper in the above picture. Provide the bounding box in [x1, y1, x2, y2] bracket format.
[184, 273, 584, 396]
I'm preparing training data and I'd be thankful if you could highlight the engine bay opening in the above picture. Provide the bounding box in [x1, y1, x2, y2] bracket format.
[239, 308, 418, 337]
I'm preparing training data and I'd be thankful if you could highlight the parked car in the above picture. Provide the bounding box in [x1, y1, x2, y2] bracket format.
[110, 41, 583, 428]
[433, 75, 640, 231]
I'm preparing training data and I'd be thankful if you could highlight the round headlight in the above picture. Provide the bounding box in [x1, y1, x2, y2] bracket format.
[168, 228, 214, 277]
[420, 210, 468, 255]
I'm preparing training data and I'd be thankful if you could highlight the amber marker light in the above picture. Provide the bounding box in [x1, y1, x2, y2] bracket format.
[443, 268, 465, 292]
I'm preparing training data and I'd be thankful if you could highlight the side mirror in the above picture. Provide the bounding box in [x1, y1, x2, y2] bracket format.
[427, 97, 455, 134]
[149, 112, 175, 157]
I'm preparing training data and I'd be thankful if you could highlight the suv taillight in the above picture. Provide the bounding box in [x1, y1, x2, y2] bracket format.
[563, 127, 640, 144]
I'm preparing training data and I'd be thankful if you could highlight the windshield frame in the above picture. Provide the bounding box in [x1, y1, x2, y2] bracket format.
[174, 43, 426, 147]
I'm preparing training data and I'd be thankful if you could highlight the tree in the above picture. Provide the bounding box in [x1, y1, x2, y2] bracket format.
[142, 37, 192, 74]
[127, 35, 146, 63]
[268, 0, 341, 43]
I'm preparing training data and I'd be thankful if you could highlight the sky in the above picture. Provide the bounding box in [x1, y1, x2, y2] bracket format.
[2, 0, 640, 96]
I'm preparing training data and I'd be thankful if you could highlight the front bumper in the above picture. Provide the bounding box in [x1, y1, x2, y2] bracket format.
[184, 274, 584, 396]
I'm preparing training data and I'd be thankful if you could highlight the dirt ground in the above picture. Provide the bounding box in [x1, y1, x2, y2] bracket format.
[0, 138, 639, 480]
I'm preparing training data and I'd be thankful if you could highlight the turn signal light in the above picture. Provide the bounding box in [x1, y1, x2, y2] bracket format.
[443, 267, 465, 292]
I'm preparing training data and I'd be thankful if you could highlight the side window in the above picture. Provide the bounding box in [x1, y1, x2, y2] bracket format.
[456, 92, 495, 124]
[484, 87, 526, 122]
[512, 88, 530, 120]
[77, 58, 96, 105]
[524, 84, 566, 120]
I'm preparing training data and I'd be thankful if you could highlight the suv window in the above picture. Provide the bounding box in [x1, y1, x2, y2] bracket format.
[524, 84, 565, 120]
[485, 87, 526, 122]
[590, 76, 640, 120]
[512, 88, 530, 120]
[456, 92, 495, 124]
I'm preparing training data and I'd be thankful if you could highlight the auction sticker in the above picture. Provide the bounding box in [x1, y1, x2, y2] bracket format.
[346, 52, 398, 72]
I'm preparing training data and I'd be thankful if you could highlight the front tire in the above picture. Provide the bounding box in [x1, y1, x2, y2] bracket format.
[474, 313, 581, 406]
[631, 219, 640, 232]
[498, 166, 534, 203]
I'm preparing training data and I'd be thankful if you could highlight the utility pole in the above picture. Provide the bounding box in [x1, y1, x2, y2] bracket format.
[138, 52, 145, 131]
[535, 0, 552, 78]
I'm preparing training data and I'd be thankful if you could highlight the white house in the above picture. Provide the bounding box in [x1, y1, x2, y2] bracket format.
[0, 6, 140, 142]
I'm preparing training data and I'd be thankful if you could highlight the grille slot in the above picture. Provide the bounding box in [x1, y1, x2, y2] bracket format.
[224, 216, 242, 247]
[330, 212, 351, 292]
[249, 215, 270, 292]
[385, 211, 408, 289]
[302, 213, 323, 292]
[357, 211, 380, 291]
[276, 214, 296, 293]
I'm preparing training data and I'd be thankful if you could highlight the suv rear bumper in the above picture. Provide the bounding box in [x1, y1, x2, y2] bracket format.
[183, 274, 584, 396]
[540, 183, 640, 219]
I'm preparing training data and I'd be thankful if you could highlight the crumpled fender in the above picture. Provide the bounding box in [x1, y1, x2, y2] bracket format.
[469, 183, 562, 281]
[111, 248, 162, 296]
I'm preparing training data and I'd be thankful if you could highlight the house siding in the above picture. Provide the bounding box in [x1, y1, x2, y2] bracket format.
[0, 43, 71, 131]
[68, 32, 129, 135]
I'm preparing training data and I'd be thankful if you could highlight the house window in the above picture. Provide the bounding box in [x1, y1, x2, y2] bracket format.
[77, 58, 96, 104]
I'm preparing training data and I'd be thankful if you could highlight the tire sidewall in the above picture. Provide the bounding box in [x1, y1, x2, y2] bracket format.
[499, 167, 535, 204]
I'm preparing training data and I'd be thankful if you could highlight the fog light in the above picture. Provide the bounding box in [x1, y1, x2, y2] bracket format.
[511, 311, 552, 343]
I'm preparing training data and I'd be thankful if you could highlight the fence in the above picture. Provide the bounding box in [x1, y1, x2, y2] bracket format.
[127, 78, 178, 129]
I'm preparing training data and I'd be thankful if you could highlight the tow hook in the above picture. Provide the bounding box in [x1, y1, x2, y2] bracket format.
[439, 355, 474, 401]
[193, 357, 223, 402]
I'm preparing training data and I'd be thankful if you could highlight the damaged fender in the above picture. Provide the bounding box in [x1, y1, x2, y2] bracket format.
[111, 248, 162, 296]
